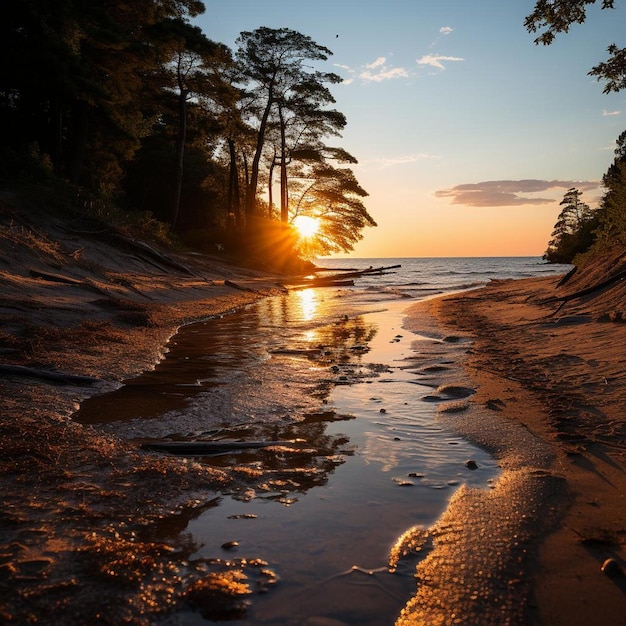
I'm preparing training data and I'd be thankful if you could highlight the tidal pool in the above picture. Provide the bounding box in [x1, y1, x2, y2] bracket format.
[76, 290, 499, 625]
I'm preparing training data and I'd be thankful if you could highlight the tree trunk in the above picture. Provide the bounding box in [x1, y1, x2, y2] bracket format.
[279, 102, 288, 222]
[227, 138, 241, 228]
[268, 152, 277, 218]
[171, 90, 187, 230]
[246, 82, 274, 216]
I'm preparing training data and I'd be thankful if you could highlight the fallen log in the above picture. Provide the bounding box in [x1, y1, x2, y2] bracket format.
[141, 440, 296, 455]
[0, 363, 99, 386]
[544, 269, 626, 305]
[287, 279, 354, 290]
[543, 268, 626, 315]
[28, 269, 110, 296]
[109, 233, 200, 277]
[279, 264, 401, 289]
[317, 264, 401, 280]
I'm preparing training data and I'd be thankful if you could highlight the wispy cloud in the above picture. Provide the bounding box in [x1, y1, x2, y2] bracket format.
[603, 109, 621, 116]
[358, 56, 409, 82]
[429, 25, 455, 48]
[417, 54, 464, 71]
[367, 153, 442, 168]
[336, 57, 409, 84]
[435, 180, 600, 207]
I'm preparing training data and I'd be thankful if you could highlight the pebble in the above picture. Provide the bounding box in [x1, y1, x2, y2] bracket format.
[601, 558, 623, 577]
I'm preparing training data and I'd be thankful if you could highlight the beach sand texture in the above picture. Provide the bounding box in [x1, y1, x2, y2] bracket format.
[405, 259, 626, 625]
[1, 198, 625, 624]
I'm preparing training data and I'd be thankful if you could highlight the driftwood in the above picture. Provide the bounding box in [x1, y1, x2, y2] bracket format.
[317, 264, 401, 281]
[545, 269, 626, 305]
[280, 264, 400, 290]
[29, 270, 84, 286]
[141, 440, 295, 455]
[289, 278, 354, 290]
[109, 233, 200, 277]
[543, 268, 626, 315]
[28, 270, 109, 296]
[0, 363, 99, 385]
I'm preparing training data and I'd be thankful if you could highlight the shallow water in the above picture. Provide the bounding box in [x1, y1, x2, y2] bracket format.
[76, 289, 499, 624]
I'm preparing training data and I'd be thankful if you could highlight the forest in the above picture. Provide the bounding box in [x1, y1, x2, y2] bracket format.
[0, 1, 375, 269]
[2, 1, 625, 267]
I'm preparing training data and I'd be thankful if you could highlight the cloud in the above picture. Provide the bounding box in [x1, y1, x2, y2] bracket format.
[435, 180, 600, 207]
[440, 26, 453, 35]
[358, 56, 409, 82]
[336, 46, 462, 85]
[417, 54, 464, 70]
[367, 153, 442, 167]
[366, 57, 386, 69]
[603, 109, 621, 116]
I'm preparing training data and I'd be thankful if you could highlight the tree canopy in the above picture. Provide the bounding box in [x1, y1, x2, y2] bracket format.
[544, 188, 597, 263]
[525, 1, 626, 93]
[0, 9, 374, 267]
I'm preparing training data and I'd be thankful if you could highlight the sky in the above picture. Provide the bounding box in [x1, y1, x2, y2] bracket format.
[194, 0, 626, 258]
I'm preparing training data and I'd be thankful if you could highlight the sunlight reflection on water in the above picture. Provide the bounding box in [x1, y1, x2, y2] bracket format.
[77, 288, 499, 625]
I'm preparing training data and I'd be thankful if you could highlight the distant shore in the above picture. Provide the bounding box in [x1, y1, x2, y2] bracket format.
[402, 273, 626, 625]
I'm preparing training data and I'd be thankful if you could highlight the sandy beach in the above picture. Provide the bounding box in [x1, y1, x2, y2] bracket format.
[2, 198, 625, 624]
[402, 265, 626, 625]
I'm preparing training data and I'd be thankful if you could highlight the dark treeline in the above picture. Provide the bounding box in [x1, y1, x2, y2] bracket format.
[544, 133, 626, 264]
[0, 1, 375, 267]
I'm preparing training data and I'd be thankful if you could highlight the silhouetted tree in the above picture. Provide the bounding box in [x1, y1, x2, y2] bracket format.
[234, 27, 340, 218]
[151, 18, 233, 229]
[525, 1, 626, 93]
[545, 188, 596, 262]
[591, 130, 626, 249]
[291, 152, 376, 257]
[0, 0, 206, 192]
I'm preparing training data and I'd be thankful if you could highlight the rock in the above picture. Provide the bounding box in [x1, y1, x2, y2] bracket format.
[465, 460, 478, 470]
[221, 540, 239, 550]
[601, 558, 623, 577]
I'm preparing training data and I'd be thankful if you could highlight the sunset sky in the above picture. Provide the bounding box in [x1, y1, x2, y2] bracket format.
[196, 1, 625, 258]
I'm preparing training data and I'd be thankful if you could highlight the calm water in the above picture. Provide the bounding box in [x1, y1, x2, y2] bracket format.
[76, 257, 569, 625]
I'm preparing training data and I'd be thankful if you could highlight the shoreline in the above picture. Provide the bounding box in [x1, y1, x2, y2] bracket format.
[2, 210, 625, 625]
[407, 274, 626, 625]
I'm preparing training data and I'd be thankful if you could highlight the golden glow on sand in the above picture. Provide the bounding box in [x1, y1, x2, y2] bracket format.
[293, 215, 320, 239]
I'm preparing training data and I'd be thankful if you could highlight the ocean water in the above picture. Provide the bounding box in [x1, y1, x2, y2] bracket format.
[315, 256, 570, 300]
[77, 257, 570, 626]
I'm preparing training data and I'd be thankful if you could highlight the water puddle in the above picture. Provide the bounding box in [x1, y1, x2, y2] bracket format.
[75, 291, 499, 624]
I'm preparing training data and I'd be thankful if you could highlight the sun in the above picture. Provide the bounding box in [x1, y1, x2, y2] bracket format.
[293, 215, 320, 239]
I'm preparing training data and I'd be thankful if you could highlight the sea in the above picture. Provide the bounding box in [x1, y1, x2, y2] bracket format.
[76, 256, 570, 626]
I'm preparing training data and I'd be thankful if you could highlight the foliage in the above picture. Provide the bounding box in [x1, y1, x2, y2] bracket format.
[526, 2, 626, 261]
[586, 131, 626, 253]
[544, 188, 597, 263]
[525, 1, 626, 93]
[0, 10, 373, 263]
[234, 27, 345, 221]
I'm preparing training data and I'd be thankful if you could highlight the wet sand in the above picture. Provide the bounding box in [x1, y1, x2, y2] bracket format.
[401, 268, 626, 625]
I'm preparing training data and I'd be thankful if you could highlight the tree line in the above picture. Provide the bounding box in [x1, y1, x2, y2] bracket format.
[525, 1, 626, 263]
[0, 1, 375, 265]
